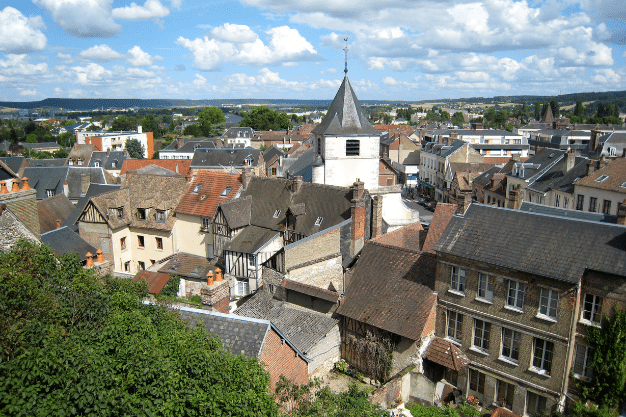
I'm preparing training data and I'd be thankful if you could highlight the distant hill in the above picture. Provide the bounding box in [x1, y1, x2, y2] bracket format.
[2, 90, 626, 111]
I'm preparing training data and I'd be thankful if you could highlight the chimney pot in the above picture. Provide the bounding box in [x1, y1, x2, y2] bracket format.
[215, 267, 223, 282]
[56, 220, 61, 229]
[21, 177, 31, 190]
[96, 249, 104, 263]
[85, 252, 94, 267]
[207, 271, 214, 286]
[0, 181, 8, 194]
[291, 176, 303, 193]
[11, 180, 19, 192]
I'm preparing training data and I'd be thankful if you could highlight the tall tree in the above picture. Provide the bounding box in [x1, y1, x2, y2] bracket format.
[125, 138, 145, 159]
[240, 106, 291, 131]
[574, 100, 585, 118]
[197, 107, 226, 137]
[550, 99, 560, 118]
[534, 102, 541, 120]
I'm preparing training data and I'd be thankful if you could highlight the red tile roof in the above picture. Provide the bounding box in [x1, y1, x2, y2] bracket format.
[575, 157, 626, 192]
[422, 203, 457, 254]
[371, 221, 423, 250]
[120, 159, 192, 176]
[423, 337, 470, 371]
[132, 270, 171, 294]
[491, 408, 522, 417]
[175, 170, 242, 217]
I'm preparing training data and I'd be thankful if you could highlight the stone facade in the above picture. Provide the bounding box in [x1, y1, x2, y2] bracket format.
[0, 186, 39, 236]
[200, 279, 230, 314]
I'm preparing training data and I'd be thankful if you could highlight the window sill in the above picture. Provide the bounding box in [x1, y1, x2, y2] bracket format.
[504, 305, 524, 314]
[448, 289, 466, 297]
[497, 356, 519, 367]
[579, 319, 601, 328]
[528, 367, 551, 378]
[474, 297, 493, 305]
[535, 314, 557, 323]
[469, 346, 489, 356]
[444, 337, 462, 347]
[138, 247, 145, 250]
[572, 373, 592, 382]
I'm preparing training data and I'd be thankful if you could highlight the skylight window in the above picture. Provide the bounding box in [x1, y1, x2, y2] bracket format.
[273, 209, 281, 218]
[621, 181, 626, 188]
[221, 187, 232, 197]
[596, 175, 609, 182]
[314, 217, 323, 226]
[192, 184, 203, 194]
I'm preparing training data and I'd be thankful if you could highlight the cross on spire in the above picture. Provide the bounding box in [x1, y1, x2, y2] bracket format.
[343, 37, 349, 74]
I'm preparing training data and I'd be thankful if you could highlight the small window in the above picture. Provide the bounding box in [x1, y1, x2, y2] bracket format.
[473, 319, 491, 353]
[138, 261, 145, 271]
[602, 200, 612, 215]
[221, 187, 232, 197]
[450, 266, 466, 293]
[446, 310, 463, 343]
[137, 208, 146, 220]
[314, 217, 323, 226]
[138, 235, 145, 248]
[273, 209, 281, 218]
[532, 337, 554, 374]
[501, 328, 521, 362]
[477, 273, 493, 302]
[94, 161, 100, 167]
[574, 344, 594, 379]
[120, 237, 126, 250]
[124, 261, 130, 272]
[527, 392, 548, 417]
[156, 237, 163, 250]
[192, 184, 203, 194]
[468, 369, 485, 395]
[202, 217, 210, 230]
[116, 207, 124, 219]
[507, 279, 525, 310]
[538, 288, 559, 320]
[346, 139, 360, 156]
[155, 210, 166, 223]
[582, 293, 602, 325]
[46, 189, 55, 198]
[589, 197, 597, 212]
[595, 175, 609, 182]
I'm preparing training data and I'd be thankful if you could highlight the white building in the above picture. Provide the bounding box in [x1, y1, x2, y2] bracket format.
[76, 125, 153, 159]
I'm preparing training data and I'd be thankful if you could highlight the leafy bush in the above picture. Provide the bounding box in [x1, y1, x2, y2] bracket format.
[160, 274, 180, 297]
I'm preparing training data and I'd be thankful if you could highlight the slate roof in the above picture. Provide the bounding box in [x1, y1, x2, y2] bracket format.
[26, 158, 67, 167]
[41, 226, 96, 262]
[175, 171, 242, 218]
[423, 337, 470, 371]
[63, 183, 120, 229]
[190, 148, 263, 169]
[422, 140, 466, 158]
[527, 156, 589, 194]
[89, 151, 125, 170]
[219, 195, 252, 229]
[312, 75, 378, 136]
[434, 203, 626, 283]
[508, 148, 566, 181]
[120, 159, 192, 176]
[38, 194, 75, 233]
[574, 157, 626, 193]
[157, 252, 215, 279]
[0, 156, 24, 177]
[519, 201, 617, 223]
[224, 225, 280, 254]
[67, 144, 95, 165]
[282, 279, 340, 303]
[235, 291, 339, 355]
[20, 166, 67, 199]
[263, 145, 286, 163]
[336, 241, 437, 340]
[0, 159, 16, 182]
[65, 167, 108, 199]
[284, 147, 315, 182]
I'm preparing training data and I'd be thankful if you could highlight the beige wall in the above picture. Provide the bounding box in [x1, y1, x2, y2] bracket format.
[174, 213, 213, 258]
[574, 184, 626, 215]
[128, 227, 173, 274]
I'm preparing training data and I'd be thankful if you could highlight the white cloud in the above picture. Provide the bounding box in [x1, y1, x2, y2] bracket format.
[57, 53, 74, 64]
[192, 73, 207, 86]
[169, 0, 183, 9]
[592, 68, 620, 85]
[33, 0, 122, 38]
[20, 89, 37, 96]
[211, 23, 258, 43]
[0, 54, 48, 76]
[79, 45, 124, 62]
[127, 46, 163, 66]
[0, 7, 47, 53]
[112, 0, 170, 20]
[71, 63, 112, 84]
[177, 24, 319, 70]
[320, 68, 337, 74]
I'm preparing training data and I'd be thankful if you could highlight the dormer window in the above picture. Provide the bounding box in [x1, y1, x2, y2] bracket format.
[155, 210, 166, 223]
[595, 175, 609, 182]
[244, 155, 254, 166]
[221, 187, 232, 197]
[192, 184, 203, 194]
[314, 217, 323, 226]
[116, 207, 124, 219]
[94, 161, 100, 167]
[273, 209, 281, 218]
[137, 208, 146, 220]
[621, 181, 626, 188]
[68, 159, 74, 166]
[111, 160, 117, 168]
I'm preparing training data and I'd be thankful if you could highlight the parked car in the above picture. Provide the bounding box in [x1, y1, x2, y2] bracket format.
[426, 201, 437, 211]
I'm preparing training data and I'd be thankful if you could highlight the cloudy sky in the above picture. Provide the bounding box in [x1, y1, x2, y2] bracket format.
[1, 0, 625, 101]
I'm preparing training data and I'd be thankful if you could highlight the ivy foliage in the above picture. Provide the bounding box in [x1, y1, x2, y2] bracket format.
[580, 305, 626, 411]
[0, 241, 277, 417]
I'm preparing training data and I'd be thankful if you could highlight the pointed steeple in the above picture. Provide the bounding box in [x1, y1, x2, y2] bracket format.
[312, 75, 378, 136]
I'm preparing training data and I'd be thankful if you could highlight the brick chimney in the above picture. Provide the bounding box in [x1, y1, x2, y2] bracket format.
[200, 270, 229, 314]
[0, 181, 8, 194]
[565, 149, 576, 173]
[350, 180, 366, 258]
[85, 252, 94, 267]
[291, 176, 303, 193]
[587, 160, 596, 176]
[589, 125, 601, 153]
[177, 137, 184, 149]
[371, 195, 383, 239]
[616, 199, 626, 226]
[457, 193, 472, 215]
[56, 220, 61, 229]
[508, 189, 520, 210]
[241, 166, 253, 190]
[21, 177, 31, 190]
[96, 249, 104, 263]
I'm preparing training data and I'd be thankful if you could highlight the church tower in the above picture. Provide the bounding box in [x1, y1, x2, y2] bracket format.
[311, 74, 380, 190]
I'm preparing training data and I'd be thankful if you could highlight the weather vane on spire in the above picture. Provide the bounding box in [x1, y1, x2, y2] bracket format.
[343, 37, 349, 74]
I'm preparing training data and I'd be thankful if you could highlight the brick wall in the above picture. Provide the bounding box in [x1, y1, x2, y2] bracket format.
[260, 328, 309, 388]
[200, 279, 230, 313]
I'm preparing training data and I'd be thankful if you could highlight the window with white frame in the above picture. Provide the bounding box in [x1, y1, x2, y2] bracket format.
[473, 319, 491, 353]
[477, 273, 494, 302]
[236, 279, 249, 296]
[581, 294, 603, 325]
[532, 337, 554, 374]
[573, 344, 594, 379]
[507, 279, 525, 310]
[501, 328, 521, 362]
[155, 210, 166, 223]
[554, 194, 560, 207]
[447, 310, 463, 343]
[526, 392, 548, 416]
[201, 217, 210, 230]
[538, 288, 559, 320]
[450, 266, 466, 293]
[46, 189, 55, 198]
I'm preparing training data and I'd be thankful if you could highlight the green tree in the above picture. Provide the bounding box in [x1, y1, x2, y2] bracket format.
[142, 114, 163, 138]
[451, 112, 465, 127]
[240, 106, 291, 131]
[86, 124, 100, 131]
[52, 149, 69, 158]
[57, 131, 75, 147]
[125, 138, 145, 159]
[26, 133, 38, 143]
[550, 99, 560, 118]
[574, 100, 585, 118]
[34, 151, 52, 159]
[0, 240, 278, 416]
[580, 305, 626, 410]
[197, 107, 226, 137]
[183, 123, 202, 137]
[534, 102, 541, 120]
[111, 115, 137, 131]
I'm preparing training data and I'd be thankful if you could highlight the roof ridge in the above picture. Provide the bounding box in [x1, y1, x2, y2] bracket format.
[368, 240, 422, 255]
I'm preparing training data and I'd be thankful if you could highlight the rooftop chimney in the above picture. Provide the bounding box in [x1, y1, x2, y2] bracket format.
[241, 166, 253, 190]
[457, 193, 472, 215]
[10, 180, 19, 192]
[56, 220, 61, 229]
[21, 177, 31, 190]
[587, 160, 596, 176]
[96, 249, 104, 263]
[371, 195, 383, 239]
[508, 189, 520, 210]
[215, 267, 222, 282]
[291, 176, 303, 193]
[85, 252, 94, 267]
[565, 149, 576, 173]
[207, 271, 214, 286]
[0, 181, 8, 194]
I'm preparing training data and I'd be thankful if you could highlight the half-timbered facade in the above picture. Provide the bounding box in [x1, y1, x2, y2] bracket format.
[77, 166, 188, 275]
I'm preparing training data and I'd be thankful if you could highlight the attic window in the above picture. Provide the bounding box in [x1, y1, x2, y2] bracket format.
[155, 210, 166, 223]
[221, 187, 232, 197]
[273, 209, 281, 218]
[314, 217, 323, 226]
[244, 155, 254, 165]
[116, 207, 124, 219]
[193, 184, 203, 194]
[595, 175, 609, 183]
[191, 266, 203, 276]
[137, 208, 146, 220]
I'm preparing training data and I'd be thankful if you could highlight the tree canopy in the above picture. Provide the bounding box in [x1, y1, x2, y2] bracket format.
[125, 138, 145, 159]
[240, 106, 291, 131]
[0, 241, 278, 416]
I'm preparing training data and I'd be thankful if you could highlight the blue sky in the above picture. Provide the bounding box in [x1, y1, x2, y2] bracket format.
[1, 0, 625, 101]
